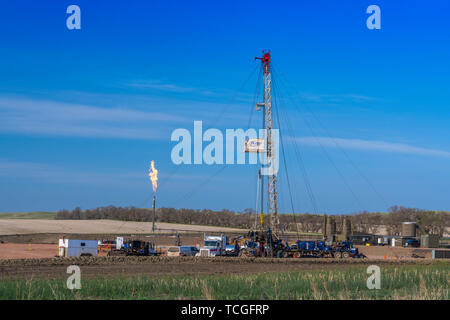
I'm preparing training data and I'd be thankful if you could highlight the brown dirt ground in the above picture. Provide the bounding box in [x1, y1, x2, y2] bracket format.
[0, 232, 206, 245]
[0, 219, 247, 235]
[1, 256, 444, 280]
[1, 235, 444, 261]
[0, 243, 59, 259]
[1, 232, 448, 281]
[356, 245, 435, 259]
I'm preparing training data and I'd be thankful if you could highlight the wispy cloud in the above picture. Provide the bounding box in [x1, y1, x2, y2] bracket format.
[0, 159, 226, 188]
[0, 95, 254, 140]
[128, 82, 196, 93]
[126, 80, 218, 96]
[0, 159, 143, 187]
[297, 92, 376, 103]
[295, 136, 450, 158]
[0, 96, 189, 140]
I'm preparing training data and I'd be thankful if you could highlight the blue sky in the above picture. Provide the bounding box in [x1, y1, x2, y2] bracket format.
[0, 1, 449, 213]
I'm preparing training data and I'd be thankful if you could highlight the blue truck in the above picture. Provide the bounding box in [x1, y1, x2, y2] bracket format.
[282, 240, 365, 258]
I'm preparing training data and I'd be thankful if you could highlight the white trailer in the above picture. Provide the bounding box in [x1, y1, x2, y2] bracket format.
[58, 239, 98, 257]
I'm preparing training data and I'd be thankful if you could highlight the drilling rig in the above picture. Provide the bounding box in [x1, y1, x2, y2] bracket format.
[239, 50, 284, 257]
[236, 51, 365, 259]
[255, 50, 280, 238]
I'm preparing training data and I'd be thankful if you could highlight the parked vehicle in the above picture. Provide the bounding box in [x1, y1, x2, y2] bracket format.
[98, 240, 116, 252]
[108, 240, 158, 256]
[285, 240, 333, 258]
[331, 241, 365, 258]
[198, 235, 228, 256]
[403, 238, 420, 248]
[167, 246, 199, 257]
[225, 244, 239, 256]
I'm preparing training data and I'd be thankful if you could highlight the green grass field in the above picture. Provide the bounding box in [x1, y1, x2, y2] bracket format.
[0, 264, 448, 300]
[0, 211, 57, 219]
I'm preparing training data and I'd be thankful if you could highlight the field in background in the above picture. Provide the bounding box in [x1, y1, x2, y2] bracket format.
[0, 263, 448, 300]
[0, 219, 247, 235]
[0, 212, 57, 219]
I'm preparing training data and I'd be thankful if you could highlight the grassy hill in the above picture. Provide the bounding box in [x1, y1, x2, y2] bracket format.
[0, 211, 56, 220]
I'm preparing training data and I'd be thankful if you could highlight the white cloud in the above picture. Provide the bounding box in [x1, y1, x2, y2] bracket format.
[0, 95, 254, 140]
[0, 159, 225, 187]
[295, 136, 450, 158]
[124, 81, 239, 99]
[127, 82, 197, 93]
[297, 92, 376, 103]
[0, 96, 189, 140]
[0, 159, 142, 187]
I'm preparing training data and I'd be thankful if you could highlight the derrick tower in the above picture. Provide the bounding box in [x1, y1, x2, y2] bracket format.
[255, 50, 279, 237]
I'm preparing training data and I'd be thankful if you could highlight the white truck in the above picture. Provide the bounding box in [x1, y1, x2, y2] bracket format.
[197, 234, 228, 257]
[58, 239, 98, 257]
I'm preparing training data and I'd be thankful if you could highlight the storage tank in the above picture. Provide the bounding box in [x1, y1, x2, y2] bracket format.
[326, 217, 336, 236]
[421, 235, 440, 248]
[402, 222, 416, 237]
[343, 218, 352, 237]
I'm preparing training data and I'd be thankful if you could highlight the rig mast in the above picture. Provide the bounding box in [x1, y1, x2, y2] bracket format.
[255, 50, 279, 237]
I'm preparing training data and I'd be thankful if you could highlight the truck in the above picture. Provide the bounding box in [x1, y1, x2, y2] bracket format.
[108, 240, 159, 256]
[235, 227, 365, 259]
[331, 241, 365, 258]
[58, 239, 98, 257]
[278, 240, 365, 259]
[197, 234, 228, 256]
[403, 238, 420, 248]
[287, 240, 333, 258]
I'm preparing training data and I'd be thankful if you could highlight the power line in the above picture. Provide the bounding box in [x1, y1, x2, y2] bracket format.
[272, 64, 364, 211]
[274, 64, 389, 210]
[272, 79, 300, 238]
[272, 73, 320, 214]
[171, 65, 262, 206]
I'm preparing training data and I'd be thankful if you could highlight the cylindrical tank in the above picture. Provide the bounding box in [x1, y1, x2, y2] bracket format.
[402, 222, 416, 237]
[323, 215, 328, 237]
[343, 218, 352, 236]
[326, 217, 336, 236]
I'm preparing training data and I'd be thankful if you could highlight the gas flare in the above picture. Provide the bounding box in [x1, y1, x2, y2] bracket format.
[149, 160, 158, 193]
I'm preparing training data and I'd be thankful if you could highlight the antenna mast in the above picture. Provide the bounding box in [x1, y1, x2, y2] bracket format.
[255, 50, 279, 237]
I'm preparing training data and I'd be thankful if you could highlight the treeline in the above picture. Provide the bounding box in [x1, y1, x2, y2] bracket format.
[55, 205, 450, 236]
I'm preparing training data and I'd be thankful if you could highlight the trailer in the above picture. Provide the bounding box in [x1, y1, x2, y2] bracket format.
[280, 240, 330, 258]
[275, 240, 365, 259]
[108, 240, 158, 256]
[58, 239, 98, 257]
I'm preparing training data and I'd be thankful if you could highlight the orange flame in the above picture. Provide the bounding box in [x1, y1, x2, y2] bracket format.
[149, 160, 158, 193]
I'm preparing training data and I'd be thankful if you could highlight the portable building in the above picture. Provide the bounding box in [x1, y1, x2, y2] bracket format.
[58, 239, 98, 257]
